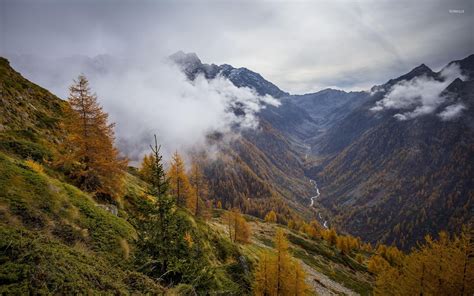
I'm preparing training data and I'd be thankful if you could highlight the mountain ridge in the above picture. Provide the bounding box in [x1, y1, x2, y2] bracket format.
[170, 51, 289, 98]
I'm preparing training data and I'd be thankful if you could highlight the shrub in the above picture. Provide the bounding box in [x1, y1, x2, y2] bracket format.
[25, 159, 44, 174]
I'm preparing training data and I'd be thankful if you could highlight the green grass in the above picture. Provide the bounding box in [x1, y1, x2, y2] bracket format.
[0, 152, 155, 294]
[0, 226, 162, 295]
[0, 150, 255, 294]
[0, 134, 52, 162]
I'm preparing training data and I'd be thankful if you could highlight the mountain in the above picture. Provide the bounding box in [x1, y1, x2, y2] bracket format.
[170, 52, 316, 221]
[169, 51, 474, 250]
[260, 89, 369, 152]
[4, 54, 123, 98]
[169, 51, 289, 98]
[310, 55, 474, 249]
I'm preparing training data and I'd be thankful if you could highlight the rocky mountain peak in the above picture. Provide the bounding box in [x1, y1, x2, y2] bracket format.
[168, 51, 289, 98]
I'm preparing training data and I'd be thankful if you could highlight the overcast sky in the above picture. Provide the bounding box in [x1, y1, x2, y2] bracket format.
[1, 0, 473, 93]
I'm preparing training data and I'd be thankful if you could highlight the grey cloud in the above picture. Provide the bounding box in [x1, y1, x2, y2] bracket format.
[5, 53, 279, 162]
[1, 0, 472, 93]
[438, 103, 466, 121]
[371, 64, 466, 120]
[84, 59, 280, 162]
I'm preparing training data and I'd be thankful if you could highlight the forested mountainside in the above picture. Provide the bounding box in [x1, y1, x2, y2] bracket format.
[1, 54, 473, 295]
[170, 52, 315, 222]
[170, 52, 474, 250]
[312, 55, 474, 249]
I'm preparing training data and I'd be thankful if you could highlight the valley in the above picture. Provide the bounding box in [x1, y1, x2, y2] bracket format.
[1, 45, 473, 296]
[5, 50, 473, 250]
[1, 1, 473, 294]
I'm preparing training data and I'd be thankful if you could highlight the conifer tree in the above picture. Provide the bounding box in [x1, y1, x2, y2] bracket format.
[224, 208, 251, 244]
[265, 210, 277, 223]
[373, 226, 474, 296]
[254, 250, 276, 296]
[59, 75, 126, 199]
[236, 213, 251, 243]
[337, 236, 350, 254]
[148, 136, 169, 195]
[138, 135, 175, 275]
[139, 153, 155, 183]
[274, 228, 292, 295]
[168, 151, 194, 210]
[189, 158, 209, 216]
[323, 228, 338, 246]
[290, 260, 309, 296]
[253, 228, 308, 295]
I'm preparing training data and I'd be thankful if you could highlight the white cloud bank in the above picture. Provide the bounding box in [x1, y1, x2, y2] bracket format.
[8, 55, 279, 162]
[370, 64, 467, 121]
[438, 103, 466, 121]
[92, 61, 280, 162]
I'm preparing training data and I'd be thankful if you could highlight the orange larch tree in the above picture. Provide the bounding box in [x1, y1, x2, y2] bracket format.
[58, 75, 126, 200]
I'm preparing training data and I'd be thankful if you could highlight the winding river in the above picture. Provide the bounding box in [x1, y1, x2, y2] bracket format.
[309, 179, 328, 228]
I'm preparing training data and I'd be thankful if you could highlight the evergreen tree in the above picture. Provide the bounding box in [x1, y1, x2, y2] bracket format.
[149, 137, 169, 197]
[138, 135, 175, 276]
[136, 136, 215, 290]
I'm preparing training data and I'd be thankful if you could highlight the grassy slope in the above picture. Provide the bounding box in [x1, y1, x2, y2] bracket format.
[0, 152, 254, 295]
[210, 211, 374, 296]
[0, 152, 163, 294]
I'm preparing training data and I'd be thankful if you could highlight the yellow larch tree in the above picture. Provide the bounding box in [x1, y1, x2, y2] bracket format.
[322, 228, 338, 246]
[189, 158, 209, 217]
[290, 260, 309, 296]
[264, 210, 277, 223]
[224, 208, 251, 244]
[139, 153, 155, 183]
[274, 228, 292, 295]
[58, 75, 126, 200]
[167, 151, 195, 211]
[253, 228, 308, 295]
[373, 226, 473, 296]
[254, 250, 276, 296]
